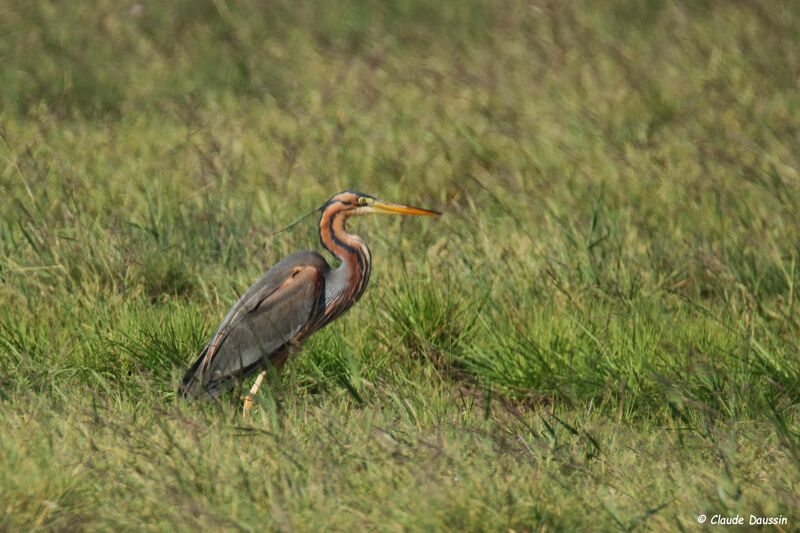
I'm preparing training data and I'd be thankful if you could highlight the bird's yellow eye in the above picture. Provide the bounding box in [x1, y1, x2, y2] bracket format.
[359, 197, 370, 206]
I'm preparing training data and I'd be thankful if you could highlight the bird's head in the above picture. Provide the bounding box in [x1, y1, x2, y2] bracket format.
[322, 190, 441, 218]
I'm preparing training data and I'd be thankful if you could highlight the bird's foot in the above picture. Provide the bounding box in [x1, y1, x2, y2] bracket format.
[242, 394, 255, 417]
[241, 370, 267, 418]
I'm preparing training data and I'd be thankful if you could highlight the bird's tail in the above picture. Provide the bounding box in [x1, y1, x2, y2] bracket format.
[179, 346, 208, 399]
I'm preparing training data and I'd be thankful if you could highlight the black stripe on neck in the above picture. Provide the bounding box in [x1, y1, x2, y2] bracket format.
[320, 211, 366, 273]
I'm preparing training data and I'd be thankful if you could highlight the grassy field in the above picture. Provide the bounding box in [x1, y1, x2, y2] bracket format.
[1, 0, 799, 530]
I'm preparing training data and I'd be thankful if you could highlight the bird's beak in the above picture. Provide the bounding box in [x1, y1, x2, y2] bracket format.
[371, 200, 441, 217]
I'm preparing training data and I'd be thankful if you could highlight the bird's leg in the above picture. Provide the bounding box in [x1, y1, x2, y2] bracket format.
[242, 371, 267, 417]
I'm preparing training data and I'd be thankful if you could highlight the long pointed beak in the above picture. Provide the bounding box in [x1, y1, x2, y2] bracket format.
[371, 200, 441, 217]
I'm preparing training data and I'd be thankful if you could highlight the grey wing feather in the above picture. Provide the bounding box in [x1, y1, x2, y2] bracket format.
[181, 251, 330, 398]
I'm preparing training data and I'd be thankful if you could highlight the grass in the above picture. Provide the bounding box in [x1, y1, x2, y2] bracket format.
[1, 0, 799, 530]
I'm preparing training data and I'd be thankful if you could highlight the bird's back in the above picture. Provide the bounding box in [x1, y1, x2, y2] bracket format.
[180, 251, 330, 398]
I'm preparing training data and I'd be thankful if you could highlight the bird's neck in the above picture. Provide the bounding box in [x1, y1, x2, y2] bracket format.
[319, 210, 371, 299]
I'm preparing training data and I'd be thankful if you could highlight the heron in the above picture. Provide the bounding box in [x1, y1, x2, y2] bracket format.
[180, 190, 441, 414]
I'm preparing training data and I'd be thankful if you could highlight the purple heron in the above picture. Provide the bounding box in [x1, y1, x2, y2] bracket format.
[180, 190, 441, 414]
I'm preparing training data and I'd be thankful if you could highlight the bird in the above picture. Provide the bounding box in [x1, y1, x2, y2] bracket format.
[180, 190, 441, 414]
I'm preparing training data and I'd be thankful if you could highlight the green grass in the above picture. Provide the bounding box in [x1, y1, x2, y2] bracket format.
[1, 0, 799, 530]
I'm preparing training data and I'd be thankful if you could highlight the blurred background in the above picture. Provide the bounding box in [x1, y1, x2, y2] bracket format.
[1, 1, 798, 530]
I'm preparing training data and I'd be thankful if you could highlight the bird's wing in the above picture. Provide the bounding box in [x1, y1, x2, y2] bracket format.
[181, 251, 330, 398]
